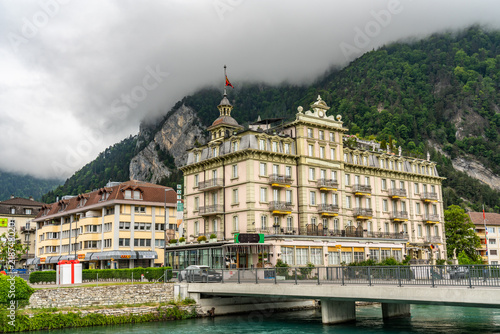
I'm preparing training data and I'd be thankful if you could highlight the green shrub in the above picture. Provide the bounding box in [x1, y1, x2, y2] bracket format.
[197, 235, 207, 242]
[209, 234, 217, 239]
[179, 237, 185, 243]
[0, 275, 34, 307]
[169, 239, 178, 244]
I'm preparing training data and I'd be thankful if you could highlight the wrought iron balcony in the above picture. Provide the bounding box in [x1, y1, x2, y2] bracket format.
[317, 179, 338, 191]
[421, 192, 438, 202]
[198, 178, 223, 191]
[389, 188, 407, 199]
[366, 231, 409, 240]
[303, 224, 329, 236]
[269, 201, 293, 214]
[424, 214, 440, 223]
[269, 174, 293, 187]
[353, 184, 371, 195]
[390, 211, 409, 221]
[318, 204, 339, 216]
[424, 236, 442, 244]
[354, 208, 373, 219]
[199, 204, 224, 216]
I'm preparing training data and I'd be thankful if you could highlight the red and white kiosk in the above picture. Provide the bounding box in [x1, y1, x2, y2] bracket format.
[56, 260, 82, 285]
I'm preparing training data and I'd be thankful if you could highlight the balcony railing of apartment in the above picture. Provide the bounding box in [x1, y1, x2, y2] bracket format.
[269, 174, 293, 187]
[269, 201, 293, 214]
[318, 204, 339, 216]
[354, 208, 373, 219]
[421, 192, 438, 202]
[424, 236, 442, 244]
[353, 184, 371, 195]
[302, 223, 328, 236]
[389, 188, 407, 198]
[198, 178, 224, 191]
[317, 179, 338, 191]
[424, 214, 440, 223]
[199, 204, 224, 216]
[21, 253, 35, 260]
[366, 231, 409, 240]
[390, 211, 409, 221]
[20, 226, 36, 233]
[254, 227, 296, 235]
[200, 231, 225, 240]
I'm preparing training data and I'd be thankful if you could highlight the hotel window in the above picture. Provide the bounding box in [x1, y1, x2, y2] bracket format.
[282, 247, 294, 265]
[194, 153, 200, 163]
[194, 221, 199, 235]
[345, 174, 350, 186]
[382, 179, 387, 190]
[273, 164, 279, 175]
[134, 206, 146, 213]
[490, 239, 496, 245]
[330, 132, 335, 142]
[434, 225, 439, 236]
[346, 196, 352, 209]
[332, 193, 338, 205]
[296, 248, 309, 265]
[399, 181, 404, 189]
[491, 250, 498, 256]
[104, 239, 112, 248]
[134, 239, 152, 247]
[414, 183, 419, 194]
[260, 187, 267, 202]
[319, 130, 324, 140]
[286, 216, 293, 230]
[330, 148, 335, 160]
[155, 240, 165, 248]
[212, 147, 217, 157]
[487, 227, 495, 234]
[194, 197, 199, 210]
[232, 141, 238, 151]
[259, 139, 266, 150]
[354, 175, 360, 185]
[155, 223, 165, 231]
[285, 166, 292, 178]
[344, 153, 348, 162]
[353, 155, 358, 164]
[328, 251, 340, 265]
[382, 199, 388, 212]
[412, 164, 416, 173]
[320, 146, 325, 159]
[311, 248, 323, 265]
[365, 176, 370, 186]
[363, 156, 368, 166]
[416, 202, 421, 214]
[232, 165, 238, 178]
[233, 216, 239, 232]
[389, 161, 393, 170]
[272, 141, 278, 152]
[286, 190, 292, 204]
[194, 174, 199, 187]
[232, 189, 239, 204]
[417, 225, 422, 237]
[398, 162, 402, 171]
[308, 144, 314, 157]
[261, 215, 268, 230]
[310, 191, 316, 205]
[331, 170, 337, 181]
[119, 238, 130, 247]
[380, 159, 385, 168]
[307, 128, 313, 138]
[260, 162, 267, 176]
[274, 216, 280, 227]
[431, 185, 436, 194]
[104, 223, 112, 232]
[309, 167, 315, 180]
[284, 143, 290, 154]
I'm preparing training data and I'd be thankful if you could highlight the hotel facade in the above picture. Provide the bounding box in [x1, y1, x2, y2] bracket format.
[469, 212, 500, 265]
[33, 181, 178, 269]
[170, 93, 446, 269]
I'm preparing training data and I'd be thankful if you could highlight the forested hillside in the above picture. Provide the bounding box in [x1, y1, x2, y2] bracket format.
[41, 136, 137, 203]
[40, 26, 500, 212]
[0, 171, 60, 202]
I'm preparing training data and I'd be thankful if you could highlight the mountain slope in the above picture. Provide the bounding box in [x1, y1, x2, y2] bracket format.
[0, 171, 61, 202]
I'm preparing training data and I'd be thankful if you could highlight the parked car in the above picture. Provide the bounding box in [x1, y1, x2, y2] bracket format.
[179, 265, 222, 282]
[449, 266, 469, 279]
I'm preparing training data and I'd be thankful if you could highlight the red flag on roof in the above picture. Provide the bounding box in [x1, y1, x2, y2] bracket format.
[225, 76, 234, 88]
[483, 208, 486, 220]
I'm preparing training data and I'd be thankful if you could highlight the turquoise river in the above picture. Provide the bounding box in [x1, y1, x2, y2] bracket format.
[30, 305, 500, 333]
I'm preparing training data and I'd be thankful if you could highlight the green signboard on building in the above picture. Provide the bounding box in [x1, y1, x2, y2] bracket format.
[234, 233, 264, 244]
[0, 218, 7, 227]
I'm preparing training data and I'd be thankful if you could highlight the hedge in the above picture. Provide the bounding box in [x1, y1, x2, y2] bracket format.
[0, 305, 197, 332]
[29, 267, 173, 284]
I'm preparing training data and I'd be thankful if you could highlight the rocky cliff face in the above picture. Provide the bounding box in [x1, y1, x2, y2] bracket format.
[129, 105, 206, 183]
[452, 157, 500, 191]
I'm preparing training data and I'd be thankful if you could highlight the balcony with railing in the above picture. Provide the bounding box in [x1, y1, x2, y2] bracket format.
[200, 231, 225, 241]
[20, 226, 36, 233]
[353, 184, 371, 196]
[317, 179, 338, 191]
[199, 204, 224, 216]
[421, 192, 438, 202]
[424, 214, 440, 224]
[21, 253, 35, 260]
[198, 178, 223, 191]
[390, 211, 409, 221]
[302, 223, 329, 236]
[389, 188, 407, 199]
[318, 204, 339, 216]
[269, 174, 293, 188]
[269, 201, 292, 214]
[366, 231, 409, 240]
[424, 236, 442, 243]
[354, 207, 373, 219]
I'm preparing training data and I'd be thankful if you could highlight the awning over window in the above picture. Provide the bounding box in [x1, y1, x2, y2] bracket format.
[85, 251, 158, 261]
[222, 243, 271, 254]
[46, 256, 62, 263]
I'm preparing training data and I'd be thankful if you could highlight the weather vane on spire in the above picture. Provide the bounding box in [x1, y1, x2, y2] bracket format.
[224, 65, 234, 95]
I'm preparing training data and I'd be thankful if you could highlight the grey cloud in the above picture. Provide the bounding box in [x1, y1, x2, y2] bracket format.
[0, 0, 499, 179]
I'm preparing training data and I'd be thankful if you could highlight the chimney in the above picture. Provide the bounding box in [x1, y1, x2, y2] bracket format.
[29, 196, 34, 201]
[10, 194, 14, 199]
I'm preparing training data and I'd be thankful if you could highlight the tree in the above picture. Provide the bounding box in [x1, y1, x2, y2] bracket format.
[444, 205, 481, 263]
[0, 232, 29, 270]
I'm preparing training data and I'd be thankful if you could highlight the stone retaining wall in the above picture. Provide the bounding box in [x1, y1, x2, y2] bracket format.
[29, 283, 174, 309]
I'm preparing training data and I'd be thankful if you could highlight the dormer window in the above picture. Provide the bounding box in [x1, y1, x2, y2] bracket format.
[232, 141, 239, 152]
[194, 153, 200, 163]
[124, 189, 142, 200]
[212, 147, 218, 157]
[272, 141, 278, 152]
[24, 208, 32, 215]
[259, 139, 266, 150]
[307, 128, 313, 138]
[10, 208, 15, 214]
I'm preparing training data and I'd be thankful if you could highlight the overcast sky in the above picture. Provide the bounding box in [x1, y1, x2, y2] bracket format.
[1, 0, 499, 180]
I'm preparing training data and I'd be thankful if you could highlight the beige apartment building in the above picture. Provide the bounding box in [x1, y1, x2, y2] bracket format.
[33, 181, 178, 269]
[171, 93, 446, 270]
[0, 196, 44, 269]
[469, 212, 500, 265]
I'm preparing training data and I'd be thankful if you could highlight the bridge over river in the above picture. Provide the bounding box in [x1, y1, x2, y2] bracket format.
[176, 265, 500, 324]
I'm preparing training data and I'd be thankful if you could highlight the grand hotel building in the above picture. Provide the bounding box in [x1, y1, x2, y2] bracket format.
[171, 93, 446, 269]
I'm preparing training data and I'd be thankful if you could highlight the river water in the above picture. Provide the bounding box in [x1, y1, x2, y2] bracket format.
[31, 305, 500, 333]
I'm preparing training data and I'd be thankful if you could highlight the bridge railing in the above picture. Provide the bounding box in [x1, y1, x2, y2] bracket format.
[174, 264, 500, 288]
